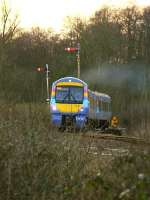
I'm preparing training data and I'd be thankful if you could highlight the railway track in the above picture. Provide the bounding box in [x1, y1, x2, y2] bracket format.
[81, 132, 150, 146]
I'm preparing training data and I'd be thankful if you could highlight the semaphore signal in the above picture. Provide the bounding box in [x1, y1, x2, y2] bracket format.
[36, 64, 50, 103]
[65, 43, 80, 78]
[65, 47, 78, 52]
[36, 66, 46, 72]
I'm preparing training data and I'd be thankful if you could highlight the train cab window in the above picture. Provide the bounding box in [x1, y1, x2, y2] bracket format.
[70, 87, 83, 102]
[55, 86, 83, 104]
[55, 87, 69, 102]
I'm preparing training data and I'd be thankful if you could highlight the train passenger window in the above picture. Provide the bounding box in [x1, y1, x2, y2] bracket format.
[94, 98, 97, 111]
[99, 100, 101, 111]
[101, 101, 103, 111]
[101, 101, 107, 111]
[90, 96, 92, 108]
[96, 99, 99, 112]
[92, 98, 94, 110]
[90, 96, 94, 110]
[103, 102, 106, 111]
[107, 103, 110, 111]
[108, 103, 111, 112]
[103, 102, 108, 111]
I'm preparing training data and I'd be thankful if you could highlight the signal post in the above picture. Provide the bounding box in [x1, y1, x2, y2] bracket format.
[36, 64, 50, 103]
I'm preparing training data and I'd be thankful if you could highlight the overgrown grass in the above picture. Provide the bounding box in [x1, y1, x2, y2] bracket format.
[0, 103, 150, 200]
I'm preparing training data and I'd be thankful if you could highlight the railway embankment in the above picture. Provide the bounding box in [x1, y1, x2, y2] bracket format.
[0, 103, 150, 199]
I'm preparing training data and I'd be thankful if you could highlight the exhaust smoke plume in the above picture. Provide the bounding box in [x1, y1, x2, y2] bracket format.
[83, 63, 149, 92]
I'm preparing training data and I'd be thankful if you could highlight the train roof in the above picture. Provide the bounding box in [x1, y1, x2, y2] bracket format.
[88, 89, 111, 102]
[52, 77, 111, 102]
[53, 77, 87, 86]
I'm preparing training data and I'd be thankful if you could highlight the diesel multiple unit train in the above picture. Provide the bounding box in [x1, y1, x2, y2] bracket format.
[50, 77, 112, 130]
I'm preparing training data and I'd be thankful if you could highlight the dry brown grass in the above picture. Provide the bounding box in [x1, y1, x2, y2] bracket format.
[0, 103, 150, 200]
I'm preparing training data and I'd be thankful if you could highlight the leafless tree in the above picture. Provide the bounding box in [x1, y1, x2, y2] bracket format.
[0, 0, 19, 46]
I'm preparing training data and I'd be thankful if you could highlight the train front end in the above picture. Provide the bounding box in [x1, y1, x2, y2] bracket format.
[50, 77, 89, 129]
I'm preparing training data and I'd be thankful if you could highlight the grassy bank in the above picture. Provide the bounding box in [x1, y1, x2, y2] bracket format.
[0, 103, 150, 200]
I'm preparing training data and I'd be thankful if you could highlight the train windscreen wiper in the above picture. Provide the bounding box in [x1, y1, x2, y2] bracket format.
[61, 93, 70, 102]
[70, 93, 78, 102]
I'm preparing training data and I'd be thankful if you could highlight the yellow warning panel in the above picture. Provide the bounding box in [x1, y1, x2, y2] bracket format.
[111, 116, 119, 128]
[56, 103, 82, 113]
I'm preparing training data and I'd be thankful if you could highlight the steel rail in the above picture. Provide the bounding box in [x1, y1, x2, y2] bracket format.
[81, 133, 150, 146]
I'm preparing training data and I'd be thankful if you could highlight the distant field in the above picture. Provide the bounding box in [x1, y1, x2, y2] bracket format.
[0, 103, 150, 200]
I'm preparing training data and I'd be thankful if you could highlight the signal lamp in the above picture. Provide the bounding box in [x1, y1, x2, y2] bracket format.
[65, 47, 78, 52]
[36, 67, 45, 72]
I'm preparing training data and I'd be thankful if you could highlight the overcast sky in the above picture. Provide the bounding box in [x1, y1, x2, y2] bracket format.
[7, 0, 150, 31]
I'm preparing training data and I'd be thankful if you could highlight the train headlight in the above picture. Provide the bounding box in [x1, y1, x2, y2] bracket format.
[80, 107, 84, 112]
[51, 104, 57, 111]
[80, 100, 89, 112]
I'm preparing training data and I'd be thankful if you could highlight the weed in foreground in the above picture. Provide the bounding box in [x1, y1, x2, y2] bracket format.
[0, 103, 150, 200]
